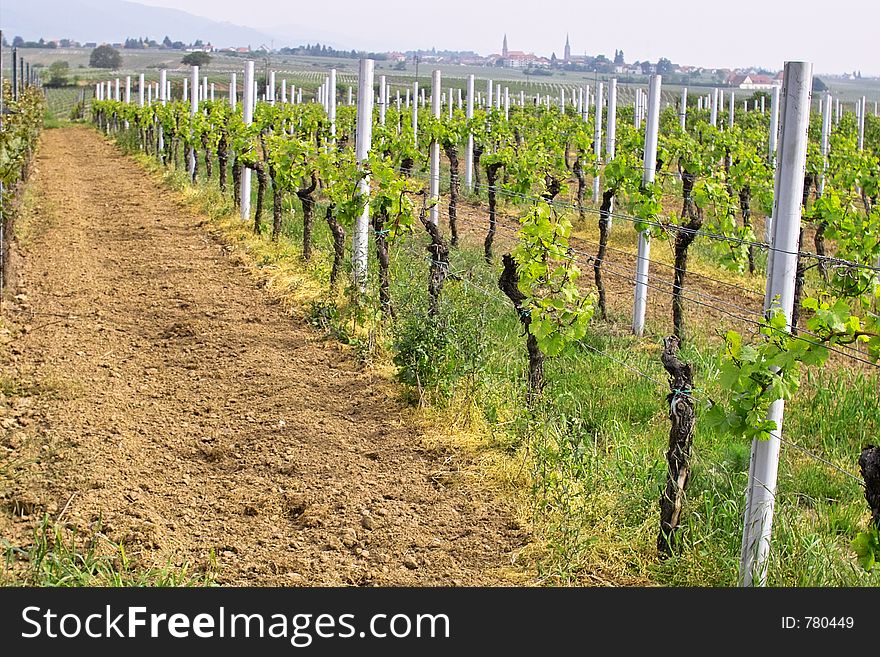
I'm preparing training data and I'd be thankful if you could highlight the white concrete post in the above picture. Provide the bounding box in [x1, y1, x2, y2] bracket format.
[230, 73, 237, 110]
[632, 74, 662, 337]
[412, 81, 419, 145]
[353, 59, 374, 292]
[605, 79, 617, 227]
[465, 74, 475, 192]
[240, 61, 254, 221]
[328, 68, 337, 140]
[679, 87, 687, 131]
[741, 61, 813, 588]
[819, 92, 832, 195]
[379, 74, 386, 125]
[858, 96, 866, 151]
[430, 70, 441, 225]
[711, 87, 718, 126]
[729, 91, 735, 127]
[138, 74, 145, 107]
[189, 65, 199, 177]
[593, 82, 604, 204]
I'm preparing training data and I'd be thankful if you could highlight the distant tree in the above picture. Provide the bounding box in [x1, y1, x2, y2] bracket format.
[162, 35, 173, 48]
[45, 60, 70, 87]
[656, 57, 674, 75]
[812, 77, 828, 92]
[90, 45, 122, 69]
[13, 35, 24, 48]
[640, 61, 653, 74]
[182, 51, 212, 67]
[550, 52, 558, 67]
[193, 39, 204, 47]
[393, 60, 407, 71]
[614, 49, 624, 65]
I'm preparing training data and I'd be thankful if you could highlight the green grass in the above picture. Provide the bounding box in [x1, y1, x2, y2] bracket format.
[2, 516, 216, 587]
[109, 122, 880, 587]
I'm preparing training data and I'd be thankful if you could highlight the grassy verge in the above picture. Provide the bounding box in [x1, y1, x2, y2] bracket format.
[119, 129, 879, 587]
[2, 516, 216, 587]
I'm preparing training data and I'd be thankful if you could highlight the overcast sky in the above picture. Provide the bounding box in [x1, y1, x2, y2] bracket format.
[136, 0, 878, 75]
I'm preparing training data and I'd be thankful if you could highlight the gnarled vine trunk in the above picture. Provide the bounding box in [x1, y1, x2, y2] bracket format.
[484, 162, 503, 263]
[269, 163, 283, 241]
[473, 144, 484, 190]
[573, 156, 586, 222]
[594, 190, 614, 319]
[499, 253, 543, 401]
[672, 172, 703, 341]
[443, 143, 460, 247]
[218, 133, 228, 194]
[201, 133, 213, 182]
[419, 202, 451, 318]
[251, 161, 267, 235]
[297, 173, 318, 261]
[325, 207, 346, 289]
[372, 211, 393, 317]
[738, 185, 755, 275]
[657, 335, 695, 557]
[232, 160, 241, 209]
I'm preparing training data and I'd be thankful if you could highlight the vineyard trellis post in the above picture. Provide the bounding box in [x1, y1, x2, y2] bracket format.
[352, 58, 374, 293]
[412, 81, 418, 146]
[240, 60, 255, 221]
[711, 87, 719, 126]
[158, 69, 167, 160]
[11, 47, 17, 101]
[605, 79, 617, 229]
[230, 73, 237, 110]
[379, 75, 387, 126]
[329, 68, 337, 141]
[679, 87, 687, 131]
[764, 84, 781, 243]
[819, 92, 832, 195]
[138, 74, 145, 107]
[465, 74, 475, 192]
[740, 60, 813, 588]
[632, 74, 661, 337]
[430, 70, 441, 226]
[858, 96, 866, 151]
[592, 82, 604, 204]
[729, 91, 735, 127]
[188, 65, 199, 178]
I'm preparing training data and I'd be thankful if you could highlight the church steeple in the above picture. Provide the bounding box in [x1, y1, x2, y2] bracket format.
[502, 33, 508, 58]
[564, 33, 571, 62]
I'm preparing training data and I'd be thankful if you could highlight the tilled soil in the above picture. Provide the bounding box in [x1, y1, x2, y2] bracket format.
[0, 125, 528, 586]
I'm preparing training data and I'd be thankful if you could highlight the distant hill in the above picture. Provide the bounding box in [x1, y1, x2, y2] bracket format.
[2, 0, 285, 49]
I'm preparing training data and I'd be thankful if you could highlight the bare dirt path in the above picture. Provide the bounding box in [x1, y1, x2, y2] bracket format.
[0, 125, 527, 586]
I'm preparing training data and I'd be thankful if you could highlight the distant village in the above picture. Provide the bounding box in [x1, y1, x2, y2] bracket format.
[5, 33, 869, 83]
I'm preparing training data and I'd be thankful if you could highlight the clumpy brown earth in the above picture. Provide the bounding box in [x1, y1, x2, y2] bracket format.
[0, 125, 529, 586]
